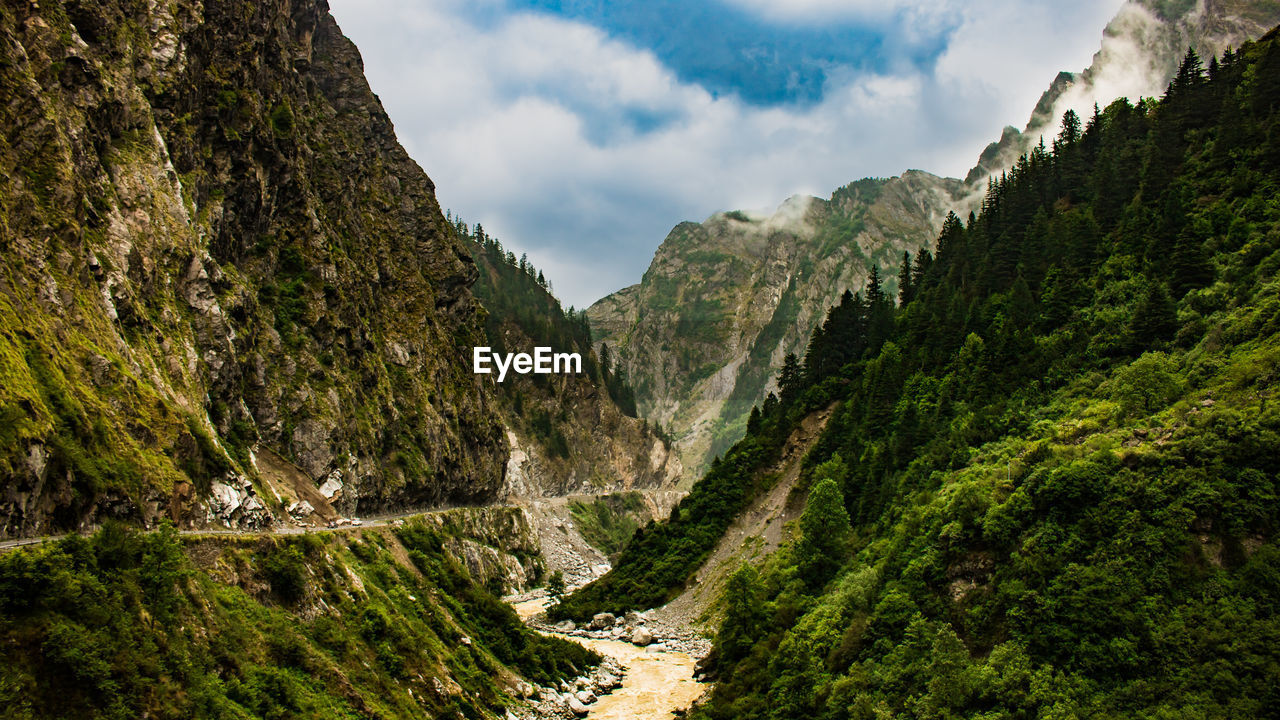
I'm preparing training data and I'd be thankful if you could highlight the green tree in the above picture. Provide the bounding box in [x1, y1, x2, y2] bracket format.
[1108, 351, 1184, 417]
[778, 353, 802, 404]
[898, 251, 915, 306]
[796, 464, 852, 590]
[546, 570, 566, 606]
[1126, 281, 1178, 349]
[718, 565, 765, 664]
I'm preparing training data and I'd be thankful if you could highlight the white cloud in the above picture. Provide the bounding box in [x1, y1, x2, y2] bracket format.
[718, 0, 955, 25]
[329, 0, 1124, 308]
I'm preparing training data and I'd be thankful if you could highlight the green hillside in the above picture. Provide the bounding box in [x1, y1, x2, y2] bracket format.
[0, 521, 596, 720]
[559, 34, 1280, 718]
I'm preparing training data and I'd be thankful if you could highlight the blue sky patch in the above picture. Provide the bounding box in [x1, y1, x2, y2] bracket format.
[502, 0, 949, 106]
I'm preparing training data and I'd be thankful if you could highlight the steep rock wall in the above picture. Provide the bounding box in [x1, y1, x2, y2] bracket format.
[0, 0, 506, 538]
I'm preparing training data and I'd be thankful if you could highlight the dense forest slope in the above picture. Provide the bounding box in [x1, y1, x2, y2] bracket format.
[563, 30, 1280, 718]
[967, 0, 1280, 182]
[589, 172, 965, 482]
[0, 519, 596, 719]
[456, 218, 682, 498]
[0, 0, 506, 538]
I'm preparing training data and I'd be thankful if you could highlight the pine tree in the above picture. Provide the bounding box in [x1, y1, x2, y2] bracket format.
[898, 251, 914, 306]
[912, 249, 933, 290]
[866, 265, 884, 307]
[1127, 281, 1178, 349]
[778, 353, 802, 404]
[599, 342, 612, 381]
[761, 392, 779, 417]
[1058, 109, 1082, 145]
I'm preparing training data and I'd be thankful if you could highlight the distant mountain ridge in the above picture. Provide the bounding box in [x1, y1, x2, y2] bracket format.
[591, 0, 1280, 483]
[458, 220, 683, 498]
[589, 171, 965, 480]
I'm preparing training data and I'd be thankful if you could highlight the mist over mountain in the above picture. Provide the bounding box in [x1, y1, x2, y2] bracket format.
[968, 0, 1280, 183]
[596, 0, 1280, 484]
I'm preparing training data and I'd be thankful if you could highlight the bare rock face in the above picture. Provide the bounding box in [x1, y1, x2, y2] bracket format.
[468, 245, 683, 499]
[590, 175, 966, 482]
[566, 696, 589, 717]
[0, 0, 506, 538]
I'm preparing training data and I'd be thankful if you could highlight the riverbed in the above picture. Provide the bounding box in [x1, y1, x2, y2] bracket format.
[512, 597, 705, 720]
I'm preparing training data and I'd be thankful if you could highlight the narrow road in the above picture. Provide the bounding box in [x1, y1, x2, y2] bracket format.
[0, 504, 507, 552]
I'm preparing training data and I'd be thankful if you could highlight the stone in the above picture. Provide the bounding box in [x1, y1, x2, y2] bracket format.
[209, 481, 242, 517]
[576, 690, 597, 705]
[646, 643, 667, 653]
[589, 612, 616, 630]
[567, 697, 589, 717]
[631, 627, 653, 646]
[318, 470, 344, 499]
[555, 620, 576, 633]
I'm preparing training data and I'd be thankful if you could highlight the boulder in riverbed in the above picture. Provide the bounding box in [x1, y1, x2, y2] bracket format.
[589, 612, 616, 630]
[631, 627, 653, 646]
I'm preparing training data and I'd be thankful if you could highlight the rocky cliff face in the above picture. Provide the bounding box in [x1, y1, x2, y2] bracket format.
[466, 239, 682, 497]
[0, 0, 506, 538]
[968, 0, 1280, 183]
[589, 171, 965, 480]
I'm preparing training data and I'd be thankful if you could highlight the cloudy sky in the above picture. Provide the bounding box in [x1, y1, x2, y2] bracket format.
[328, 0, 1124, 308]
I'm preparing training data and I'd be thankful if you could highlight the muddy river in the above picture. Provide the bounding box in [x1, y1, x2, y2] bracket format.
[511, 598, 704, 720]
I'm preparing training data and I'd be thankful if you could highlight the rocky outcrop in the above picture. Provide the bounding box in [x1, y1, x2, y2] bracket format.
[0, 1, 505, 538]
[589, 173, 965, 480]
[419, 506, 543, 592]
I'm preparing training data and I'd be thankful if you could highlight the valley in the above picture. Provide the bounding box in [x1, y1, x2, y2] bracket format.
[2, 0, 1280, 719]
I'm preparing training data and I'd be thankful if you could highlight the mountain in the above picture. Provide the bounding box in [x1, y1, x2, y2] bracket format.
[458, 219, 683, 498]
[589, 171, 966, 482]
[589, 0, 1280, 489]
[561, 25, 1280, 717]
[0, 0, 508, 538]
[967, 0, 1280, 183]
[0, 2, 626, 716]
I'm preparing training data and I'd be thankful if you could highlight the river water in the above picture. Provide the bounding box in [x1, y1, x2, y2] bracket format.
[511, 598, 704, 720]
